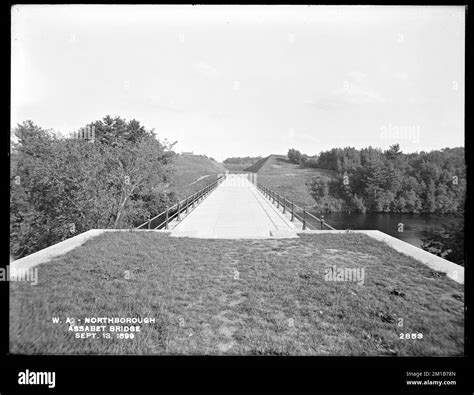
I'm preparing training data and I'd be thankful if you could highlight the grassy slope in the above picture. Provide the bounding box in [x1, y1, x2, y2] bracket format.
[222, 163, 252, 173]
[170, 155, 227, 198]
[243, 156, 269, 173]
[10, 232, 463, 356]
[246, 155, 336, 208]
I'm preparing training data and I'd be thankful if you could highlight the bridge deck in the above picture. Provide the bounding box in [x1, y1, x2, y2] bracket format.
[170, 175, 298, 238]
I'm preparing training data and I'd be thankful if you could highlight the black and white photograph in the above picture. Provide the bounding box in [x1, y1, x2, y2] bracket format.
[5, 3, 470, 391]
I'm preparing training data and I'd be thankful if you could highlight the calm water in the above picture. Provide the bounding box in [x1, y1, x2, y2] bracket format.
[311, 212, 463, 248]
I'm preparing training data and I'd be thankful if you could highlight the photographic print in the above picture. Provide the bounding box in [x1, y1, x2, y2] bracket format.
[9, 5, 465, 360]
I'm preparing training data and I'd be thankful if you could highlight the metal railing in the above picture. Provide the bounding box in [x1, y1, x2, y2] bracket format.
[136, 176, 224, 230]
[256, 183, 336, 231]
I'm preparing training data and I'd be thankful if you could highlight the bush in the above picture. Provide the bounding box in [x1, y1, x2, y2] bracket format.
[10, 117, 176, 259]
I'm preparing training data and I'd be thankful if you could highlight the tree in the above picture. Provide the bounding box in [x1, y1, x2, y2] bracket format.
[10, 117, 176, 259]
[104, 136, 174, 227]
[92, 116, 155, 146]
[308, 177, 345, 213]
[305, 156, 319, 168]
[288, 148, 302, 164]
[435, 184, 452, 214]
[300, 154, 309, 165]
[293, 144, 464, 215]
[423, 179, 437, 213]
[421, 223, 464, 266]
[385, 143, 401, 161]
[349, 194, 366, 213]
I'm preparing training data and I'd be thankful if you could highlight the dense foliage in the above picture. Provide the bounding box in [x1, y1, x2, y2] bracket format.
[10, 117, 176, 259]
[287, 145, 465, 215]
[287, 148, 318, 168]
[421, 223, 464, 266]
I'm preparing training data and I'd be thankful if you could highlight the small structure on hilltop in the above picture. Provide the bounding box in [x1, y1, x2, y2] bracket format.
[72, 125, 95, 143]
[181, 151, 194, 156]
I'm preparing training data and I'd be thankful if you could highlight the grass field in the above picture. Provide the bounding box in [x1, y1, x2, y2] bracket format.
[247, 155, 336, 208]
[221, 163, 252, 173]
[170, 155, 227, 198]
[10, 232, 463, 355]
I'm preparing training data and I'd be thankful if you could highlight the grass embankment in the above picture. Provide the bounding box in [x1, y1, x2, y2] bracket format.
[246, 155, 335, 208]
[221, 163, 252, 173]
[10, 232, 463, 355]
[170, 155, 227, 198]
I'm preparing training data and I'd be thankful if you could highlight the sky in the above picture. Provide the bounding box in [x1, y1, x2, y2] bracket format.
[11, 5, 465, 161]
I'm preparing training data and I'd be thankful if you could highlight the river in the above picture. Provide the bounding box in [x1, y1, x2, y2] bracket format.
[311, 212, 463, 248]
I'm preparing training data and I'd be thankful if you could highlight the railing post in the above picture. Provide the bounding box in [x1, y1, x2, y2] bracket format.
[283, 197, 286, 214]
[291, 201, 294, 221]
[303, 207, 307, 230]
[320, 215, 324, 230]
[277, 194, 280, 208]
[177, 201, 181, 221]
[272, 190, 275, 204]
[147, 215, 151, 229]
[165, 209, 169, 229]
[186, 196, 189, 214]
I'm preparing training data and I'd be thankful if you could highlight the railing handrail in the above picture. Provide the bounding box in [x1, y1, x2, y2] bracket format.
[257, 182, 336, 231]
[136, 175, 223, 230]
[137, 177, 336, 231]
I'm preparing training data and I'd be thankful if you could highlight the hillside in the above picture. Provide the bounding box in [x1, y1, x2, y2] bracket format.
[170, 154, 227, 198]
[222, 157, 262, 173]
[222, 163, 252, 172]
[246, 155, 336, 208]
[244, 156, 269, 173]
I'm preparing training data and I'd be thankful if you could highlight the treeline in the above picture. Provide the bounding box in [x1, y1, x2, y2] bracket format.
[287, 145, 465, 215]
[287, 148, 319, 167]
[223, 156, 262, 164]
[191, 154, 217, 162]
[10, 116, 177, 259]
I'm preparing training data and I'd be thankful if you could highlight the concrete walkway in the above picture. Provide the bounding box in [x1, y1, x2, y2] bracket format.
[170, 174, 299, 239]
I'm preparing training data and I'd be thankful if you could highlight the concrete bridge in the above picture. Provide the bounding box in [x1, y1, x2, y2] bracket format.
[9, 173, 464, 284]
[170, 174, 300, 239]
